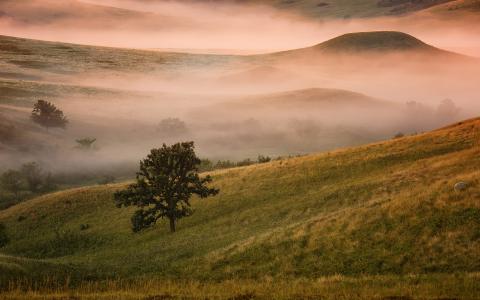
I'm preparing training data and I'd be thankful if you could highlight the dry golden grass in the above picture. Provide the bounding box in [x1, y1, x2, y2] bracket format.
[2, 273, 480, 300]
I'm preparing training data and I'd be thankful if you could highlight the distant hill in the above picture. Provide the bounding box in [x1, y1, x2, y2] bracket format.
[215, 88, 391, 109]
[422, 0, 480, 14]
[0, 0, 161, 27]
[1, 117, 478, 282]
[170, 0, 454, 18]
[274, 31, 465, 57]
[313, 31, 435, 53]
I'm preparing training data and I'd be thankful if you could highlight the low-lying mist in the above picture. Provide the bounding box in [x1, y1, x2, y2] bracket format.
[0, 0, 479, 195]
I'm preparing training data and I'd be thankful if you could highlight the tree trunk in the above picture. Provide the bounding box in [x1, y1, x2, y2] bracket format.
[169, 217, 176, 233]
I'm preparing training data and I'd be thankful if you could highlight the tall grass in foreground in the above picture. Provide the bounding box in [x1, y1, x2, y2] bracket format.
[2, 273, 480, 299]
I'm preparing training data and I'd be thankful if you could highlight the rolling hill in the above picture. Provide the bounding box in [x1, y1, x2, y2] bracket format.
[0, 0, 455, 24]
[0, 117, 478, 284]
[162, 0, 456, 18]
[422, 0, 480, 14]
[272, 31, 466, 58]
[0, 0, 172, 28]
[193, 88, 395, 118]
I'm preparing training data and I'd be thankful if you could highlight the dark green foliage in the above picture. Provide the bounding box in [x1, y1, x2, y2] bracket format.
[0, 223, 8, 248]
[236, 158, 254, 167]
[393, 132, 405, 139]
[115, 142, 219, 233]
[31, 100, 68, 131]
[0, 163, 57, 210]
[75, 137, 97, 150]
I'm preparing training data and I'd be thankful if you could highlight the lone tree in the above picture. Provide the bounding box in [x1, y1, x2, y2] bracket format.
[31, 100, 68, 131]
[114, 142, 219, 233]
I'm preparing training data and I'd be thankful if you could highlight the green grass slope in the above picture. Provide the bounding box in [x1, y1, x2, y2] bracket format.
[0, 118, 479, 283]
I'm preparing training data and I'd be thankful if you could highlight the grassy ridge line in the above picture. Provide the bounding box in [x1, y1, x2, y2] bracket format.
[0, 118, 478, 282]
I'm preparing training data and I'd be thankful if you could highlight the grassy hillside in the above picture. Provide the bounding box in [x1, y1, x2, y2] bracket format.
[0, 117, 478, 284]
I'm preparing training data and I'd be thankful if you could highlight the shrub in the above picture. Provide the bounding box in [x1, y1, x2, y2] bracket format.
[236, 158, 254, 167]
[258, 155, 271, 163]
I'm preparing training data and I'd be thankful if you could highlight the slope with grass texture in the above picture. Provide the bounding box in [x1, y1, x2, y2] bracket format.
[0, 118, 479, 283]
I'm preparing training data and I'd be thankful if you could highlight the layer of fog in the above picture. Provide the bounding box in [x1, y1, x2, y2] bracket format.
[1, 0, 479, 180]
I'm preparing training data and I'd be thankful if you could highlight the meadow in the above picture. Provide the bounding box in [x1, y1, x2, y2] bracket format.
[0, 118, 478, 298]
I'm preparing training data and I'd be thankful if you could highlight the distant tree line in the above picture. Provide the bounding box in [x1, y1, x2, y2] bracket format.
[198, 155, 280, 172]
[0, 162, 57, 209]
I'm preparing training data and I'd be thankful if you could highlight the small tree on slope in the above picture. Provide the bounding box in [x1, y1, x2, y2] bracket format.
[114, 142, 219, 233]
[31, 100, 68, 131]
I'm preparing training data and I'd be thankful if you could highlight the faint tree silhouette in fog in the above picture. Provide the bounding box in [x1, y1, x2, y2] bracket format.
[20, 162, 43, 193]
[157, 118, 188, 137]
[0, 170, 23, 199]
[114, 142, 219, 233]
[75, 137, 97, 151]
[31, 100, 68, 131]
[436, 98, 460, 123]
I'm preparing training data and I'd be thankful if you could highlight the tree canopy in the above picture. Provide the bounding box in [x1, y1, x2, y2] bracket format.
[31, 100, 68, 130]
[114, 142, 219, 233]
